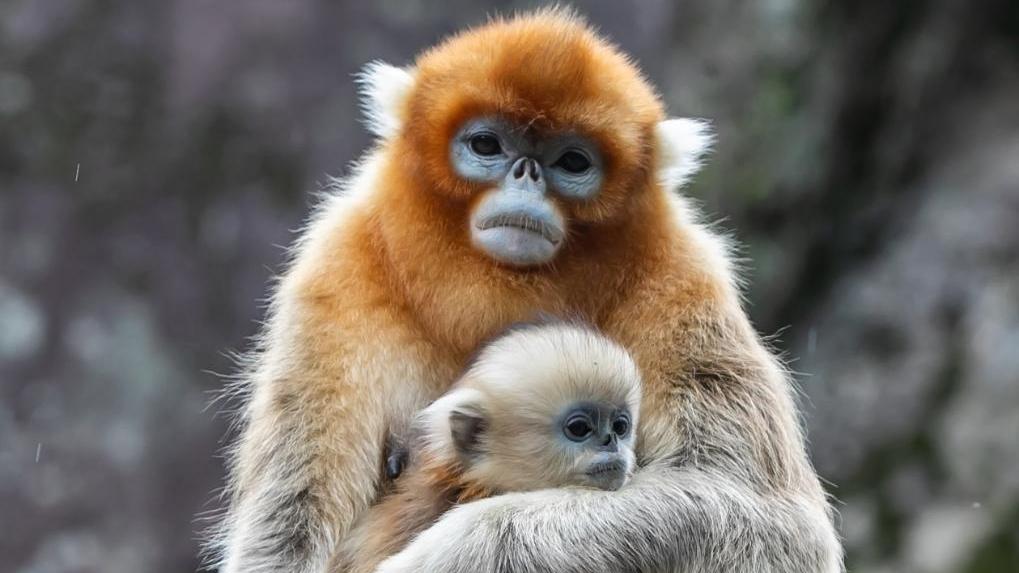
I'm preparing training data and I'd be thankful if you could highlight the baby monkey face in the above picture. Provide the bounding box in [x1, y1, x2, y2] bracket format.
[463, 395, 638, 494]
[437, 322, 642, 494]
[555, 400, 635, 491]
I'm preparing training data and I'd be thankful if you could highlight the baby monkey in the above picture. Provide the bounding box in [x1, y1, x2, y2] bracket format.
[334, 322, 642, 573]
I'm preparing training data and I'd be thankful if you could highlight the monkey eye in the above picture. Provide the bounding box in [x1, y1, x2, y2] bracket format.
[563, 414, 595, 441]
[553, 150, 591, 174]
[469, 132, 503, 157]
[611, 415, 631, 438]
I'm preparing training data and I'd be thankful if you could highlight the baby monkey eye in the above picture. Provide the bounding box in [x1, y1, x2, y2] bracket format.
[611, 415, 630, 438]
[553, 150, 592, 174]
[563, 414, 595, 441]
[469, 132, 502, 157]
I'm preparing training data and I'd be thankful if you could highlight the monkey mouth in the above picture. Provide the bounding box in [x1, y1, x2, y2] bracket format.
[584, 460, 627, 490]
[476, 213, 563, 245]
[585, 460, 625, 477]
[470, 204, 566, 267]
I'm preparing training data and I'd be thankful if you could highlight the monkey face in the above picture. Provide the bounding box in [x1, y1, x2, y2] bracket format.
[453, 397, 637, 493]
[447, 395, 637, 493]
[555, 401, 635, 491]
[439, 323, 642, 494]
[450, 117, 603, 266]
[398, 13, 664, 268]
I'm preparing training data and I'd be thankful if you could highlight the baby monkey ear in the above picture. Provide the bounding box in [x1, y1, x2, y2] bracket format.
[655, 118, 714, 191]
[356, 61, 415, 139]
[449, 403, 488, 462]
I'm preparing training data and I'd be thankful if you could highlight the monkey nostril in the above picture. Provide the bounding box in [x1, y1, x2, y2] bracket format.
[509, 157, 544, 182]
[526, 159, 541, 181]
[512, 157, 527, 180]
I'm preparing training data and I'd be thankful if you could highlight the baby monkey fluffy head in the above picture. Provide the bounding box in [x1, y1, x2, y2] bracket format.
[418, 322, 642, 492]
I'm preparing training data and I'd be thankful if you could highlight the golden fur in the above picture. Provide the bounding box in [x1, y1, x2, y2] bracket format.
[211, 8, 841, 573]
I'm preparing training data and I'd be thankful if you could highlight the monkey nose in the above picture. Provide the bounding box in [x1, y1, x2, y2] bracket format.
[510, 157, 542, 183]
[599, 433, 617, 451]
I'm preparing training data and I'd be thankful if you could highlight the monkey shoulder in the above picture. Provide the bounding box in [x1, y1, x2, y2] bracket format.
[258, 194, 457, 397]
[607, 221, 790, 411]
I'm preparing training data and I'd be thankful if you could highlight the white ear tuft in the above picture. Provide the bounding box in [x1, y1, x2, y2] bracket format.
[655, 118, 714, 191]
[356, 61, 415, 139]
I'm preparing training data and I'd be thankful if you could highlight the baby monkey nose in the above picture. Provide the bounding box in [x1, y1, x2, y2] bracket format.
[511, 157, 542, 182]
[600, 433, 616, 449]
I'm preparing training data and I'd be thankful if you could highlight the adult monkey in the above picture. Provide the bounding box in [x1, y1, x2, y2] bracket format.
[212, 8, 843, 573]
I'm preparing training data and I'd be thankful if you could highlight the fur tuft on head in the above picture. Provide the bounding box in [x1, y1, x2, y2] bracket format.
[655, 118, 714, 191]
[356, 61, 415, 139]
[464, 321, 642, 417]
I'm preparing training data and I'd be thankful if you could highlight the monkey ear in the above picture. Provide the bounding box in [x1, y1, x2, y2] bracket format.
[655, 118, 714, 191]
[448, 403, 488, 461]
[356, 61, 416, 139]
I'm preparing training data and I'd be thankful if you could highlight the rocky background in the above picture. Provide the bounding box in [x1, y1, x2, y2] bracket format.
[1, 1, 1016, 572]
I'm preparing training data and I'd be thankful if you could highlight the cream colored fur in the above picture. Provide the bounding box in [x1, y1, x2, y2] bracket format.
[418, 323, 641, 492]
[208, 10, 843, 573]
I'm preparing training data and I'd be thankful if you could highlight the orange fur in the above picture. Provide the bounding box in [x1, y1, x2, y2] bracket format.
[214, 8, 837, 573]
[371, 12, 694, 354]
[330, 451, 490, 573]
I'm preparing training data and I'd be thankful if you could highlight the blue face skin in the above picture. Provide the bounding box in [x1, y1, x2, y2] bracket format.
[451, 117, 604, 267]
[556, 401, 633, 491]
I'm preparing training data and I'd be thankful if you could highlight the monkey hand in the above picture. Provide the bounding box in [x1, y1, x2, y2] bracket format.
[371, 494, 515, 573]
[384, 438, 409, 482]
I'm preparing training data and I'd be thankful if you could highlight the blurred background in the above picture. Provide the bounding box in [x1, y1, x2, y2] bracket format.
[1, 1, 1017, 571]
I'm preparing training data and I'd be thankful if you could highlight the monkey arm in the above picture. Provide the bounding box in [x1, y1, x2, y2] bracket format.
[373, 462, 841, 573]
[336, 468, 460, 573]
[215, 351, 385, 573]
[213, 296, 444, 573]
[373, 344, 843, 573]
